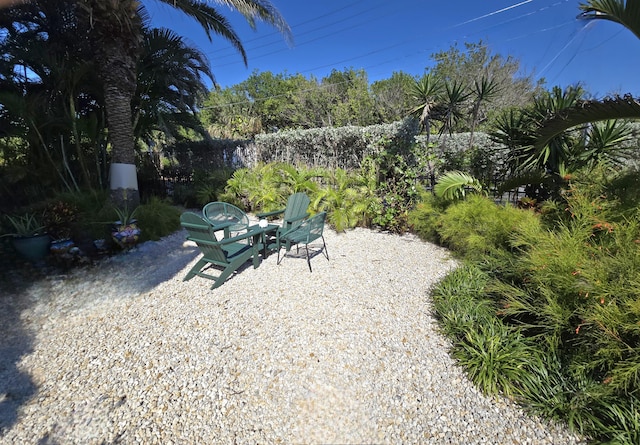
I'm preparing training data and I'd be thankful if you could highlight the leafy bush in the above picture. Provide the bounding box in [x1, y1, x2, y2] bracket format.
[253, 117, 419, 170]
[436, 194, 540, 259]
[454, 320, 537, 397]
[135, 197, 181, 241]
[430, 167, 640, 444]
[431, 265, 494, 339]
[408, 191, 448, 243]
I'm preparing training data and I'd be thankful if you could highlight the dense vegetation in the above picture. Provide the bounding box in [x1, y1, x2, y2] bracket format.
[3, 0, 640, 443]
[409, 167, 640, 443]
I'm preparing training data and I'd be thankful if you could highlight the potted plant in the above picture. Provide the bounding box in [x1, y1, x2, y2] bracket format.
[1, 213, 51, 262]
[44, 200, 79, 255]
[111, 204, 141, 249]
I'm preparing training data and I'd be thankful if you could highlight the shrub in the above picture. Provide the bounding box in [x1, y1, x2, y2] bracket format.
[431, 264, 495, 339]
[135, 197, 181, 241]
[436, 194, 540, 260]
[407, 192, 448, 243]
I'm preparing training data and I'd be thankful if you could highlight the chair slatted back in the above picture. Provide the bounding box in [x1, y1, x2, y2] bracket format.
[307, 211, 326, 242]
[203, 202, 249, 233]
[282, 192, 310, 231]
[180, 212, 228, 264]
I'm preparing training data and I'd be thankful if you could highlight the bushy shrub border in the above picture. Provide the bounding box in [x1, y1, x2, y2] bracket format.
[412, 170, 640, 444]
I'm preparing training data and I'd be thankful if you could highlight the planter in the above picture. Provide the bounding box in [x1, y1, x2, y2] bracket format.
[111, 220, 141, 249]
[12, 233, 51, 262]
[50, 238, 75, 255]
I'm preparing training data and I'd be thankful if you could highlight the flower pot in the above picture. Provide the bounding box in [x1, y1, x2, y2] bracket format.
[12, 234, 51, 262]
[50, 238, 75, 255]
[111, 220, 141, 249]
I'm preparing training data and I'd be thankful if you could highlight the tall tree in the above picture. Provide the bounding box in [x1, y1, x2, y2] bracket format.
[371, 71, 416, 123]
[75, 0, 291, 207]
[430, 41, 543, 131]
[468, 75, 500, 149]
[133, 27, 214, 144]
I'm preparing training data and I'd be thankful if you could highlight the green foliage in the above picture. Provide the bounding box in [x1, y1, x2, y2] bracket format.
[407, 191, 448, 243]
[437, 194, 540, 259]
[367, 145, 424, 232]
[193, 168, 234, 206]
[253, 117, 419, 170]
[1, 213, 46, 237]
[431, 265, 495, 338]
[431, 167, 640, 443]
[454, 320, 536, 397]
[312, 167, 376, 232]
[434, 170, 484, 201]
[135, 196, 181, 242]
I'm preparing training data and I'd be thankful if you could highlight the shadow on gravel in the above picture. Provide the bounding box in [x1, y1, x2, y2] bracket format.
[0, 279, 37, 434]
[0, 230, 199, 434]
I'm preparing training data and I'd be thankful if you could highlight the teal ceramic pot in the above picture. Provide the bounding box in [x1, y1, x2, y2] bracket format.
[12, 234, 51, 262]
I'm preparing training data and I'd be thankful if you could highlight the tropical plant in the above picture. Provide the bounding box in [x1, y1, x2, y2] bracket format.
[72, 0, 292, 207]
[312, 168, 375, 232]
[133, 26, 214, 143]
[1, 213, 46, 237]
[533, 0, 640, 152]
[468, 75, 500, 149]
[434, 170, 484, 201]
[437, 79, 470, 141]
[409, 73, 442, 142]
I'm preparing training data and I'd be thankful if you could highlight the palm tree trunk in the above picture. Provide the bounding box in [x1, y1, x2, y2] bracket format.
[99, 38, 140, 208]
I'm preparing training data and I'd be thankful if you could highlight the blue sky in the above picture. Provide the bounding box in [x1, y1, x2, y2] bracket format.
[147, 0, 640, 97]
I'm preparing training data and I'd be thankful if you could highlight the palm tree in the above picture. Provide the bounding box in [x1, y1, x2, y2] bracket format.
[133, 27, 214, 144]
[535, 0, 640, 151]
[409, 73, 442, 144]
[76, 0, 291, 207]
[468, 75, 500, 149]
[437, 79, 470, 145]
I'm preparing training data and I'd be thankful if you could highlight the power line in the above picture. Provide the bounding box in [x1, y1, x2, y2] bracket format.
[211, 2, 400, 68]
[538, 21, 592, 78]
[210, 0, 567, 77]
[198, 1, 584, 109]
[206, 0, 388, 61]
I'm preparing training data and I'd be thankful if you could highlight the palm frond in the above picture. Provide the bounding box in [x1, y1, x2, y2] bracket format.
[535, 94, 640, 151]
[434, 170, 483, 201]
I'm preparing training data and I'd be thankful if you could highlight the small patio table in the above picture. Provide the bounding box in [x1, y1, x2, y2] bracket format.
[248, 223, 279, 258]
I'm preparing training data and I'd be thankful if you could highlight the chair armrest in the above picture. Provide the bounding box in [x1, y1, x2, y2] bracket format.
[218, 228, 261, 245]
[206, 220, 235, 232]
[256, 208, 285, 218]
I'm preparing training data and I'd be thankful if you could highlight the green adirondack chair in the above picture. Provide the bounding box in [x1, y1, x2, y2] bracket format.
[180, 212, 262, 289]
[256, 192, 310, 251]
[277, 212, 329, 272]
[202, 202, 250, 239]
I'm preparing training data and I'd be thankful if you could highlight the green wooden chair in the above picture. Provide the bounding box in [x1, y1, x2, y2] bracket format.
[202, 202, 250, 239]
[257, 192, 310, 251]
[180, 212, 262, 289]
[277, 212, 329, 272]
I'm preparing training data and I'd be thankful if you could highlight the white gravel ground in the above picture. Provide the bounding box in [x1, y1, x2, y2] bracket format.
[0, 223, 586, 444]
